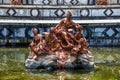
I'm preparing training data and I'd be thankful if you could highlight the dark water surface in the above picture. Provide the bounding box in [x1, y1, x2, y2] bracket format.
[0, 48, 120, 80]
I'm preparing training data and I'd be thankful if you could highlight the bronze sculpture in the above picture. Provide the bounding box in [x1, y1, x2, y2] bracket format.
[25, 11, 94, 70]
[96, 0, 107, 5]
[29, 28, 42, 59]
[11, 0, 22, 5]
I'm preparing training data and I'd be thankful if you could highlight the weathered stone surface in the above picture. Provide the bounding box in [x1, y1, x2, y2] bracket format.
[25, 55, 57, 69]
[25, 51, 94, 69]
[25, 59, 41, 69]
[76, 51, 94, 69]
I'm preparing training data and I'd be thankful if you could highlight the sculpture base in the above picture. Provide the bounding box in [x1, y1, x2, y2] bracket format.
[25, 51, 94, 71]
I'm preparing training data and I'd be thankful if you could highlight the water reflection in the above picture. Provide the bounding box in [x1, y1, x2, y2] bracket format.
[1, 53, 25, 63]
[0, 48, 119, 64]
[0, 48, 120, 80]
[2, 54, 7, 63]
[106, 55, 115, 63]
[25, 69, 94, 80]
[95, 54, 105, 63]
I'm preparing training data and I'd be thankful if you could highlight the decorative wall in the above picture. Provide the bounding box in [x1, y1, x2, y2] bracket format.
[0, 1, 120, 47]
[0, 5, 120, 20]
[0, 0, 120, 5]
[0, 24, 120, 47]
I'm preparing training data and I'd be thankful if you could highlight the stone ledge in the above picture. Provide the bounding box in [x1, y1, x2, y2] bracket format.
[0, 5, 120, 9]
[0, 19, 120, 24]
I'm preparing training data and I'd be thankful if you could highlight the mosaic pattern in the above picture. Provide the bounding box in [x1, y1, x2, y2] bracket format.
[0, 24, 120, 47]
[42, 0, 51, 5]
[6, 8, 16, 16]
[0, 0, 90, 5]
[70, 0, 79, 5]
[54, 9, 65, 17]
[104, 8, 114, 17]
[0, 1, 120, 47]
[0, 0, 119, 5]
[0, 6, 120, 20]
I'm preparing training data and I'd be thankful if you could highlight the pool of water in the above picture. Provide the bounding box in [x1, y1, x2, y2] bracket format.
[0, 48, 120, 80]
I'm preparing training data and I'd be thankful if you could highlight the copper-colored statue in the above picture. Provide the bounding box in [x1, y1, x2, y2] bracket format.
[27, 11, 93, 69]
[96, 0, 107, 5]
[29, 28, 42, 59]
[57, 48, 68, 69]
[11, 0, 22, 5]
[55, 11, 80, 47]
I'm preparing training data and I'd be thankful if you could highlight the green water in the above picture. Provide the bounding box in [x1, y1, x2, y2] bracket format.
[0, 48, 120, 80]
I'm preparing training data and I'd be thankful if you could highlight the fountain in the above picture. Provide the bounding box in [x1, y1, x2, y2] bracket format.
[25, 11, 94, 71]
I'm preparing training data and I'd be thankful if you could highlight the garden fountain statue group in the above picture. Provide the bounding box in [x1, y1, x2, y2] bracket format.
[25, 11, 94, 71]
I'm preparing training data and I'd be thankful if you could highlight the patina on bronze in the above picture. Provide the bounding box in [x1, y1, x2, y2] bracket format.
[11, 0, 22, 5]
[25, 11, 94, 70]
[96, 0, 107, 5]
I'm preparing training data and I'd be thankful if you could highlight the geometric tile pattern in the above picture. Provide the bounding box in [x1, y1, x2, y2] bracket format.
[6, 8, 16, 16]
[0, 6, 119, 20]
[102, 28, 119, 38]
[0, 27, 13, 38]
[0, 25, 120, 47]
[42, 0, 51, 5]
[1, 28, 8, 37]
[54, 9, 65, 17]
[14, 28, 26, 38]
[90, 27, 120, 39]
[104, 8, 113, 17]
[56, 0, 64, 5]
[80, 8, 90, 17]
[70, 0, 79, 5]
[30, 9, 40, 17]
[1, 0, 120, 5]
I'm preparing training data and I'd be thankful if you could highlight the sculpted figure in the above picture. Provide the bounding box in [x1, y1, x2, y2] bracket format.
[78, 38, 89, 54]
[57, 48, 68, 69]
[11, 0, 22, 5]
[55, 11, 83, 49]
[29, 28, 42, 59]
[18, 0, 22, 5]
[43, 27, 59, 53]
[96, 0, 107, 5]
[27, 11, 93, 69]
[11, 0, 18, 5]
[55, 11, 80, 31]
